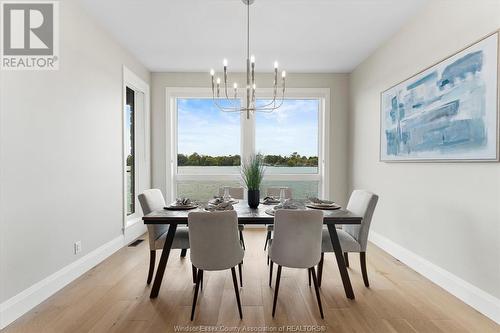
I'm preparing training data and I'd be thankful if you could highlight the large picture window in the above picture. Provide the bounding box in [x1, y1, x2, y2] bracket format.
[168, 88, 329, 202]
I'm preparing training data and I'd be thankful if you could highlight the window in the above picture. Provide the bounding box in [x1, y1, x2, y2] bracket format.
[123, 67, 150, 228]
[125, 87, 135, 215]
[168, 88, 329, 202]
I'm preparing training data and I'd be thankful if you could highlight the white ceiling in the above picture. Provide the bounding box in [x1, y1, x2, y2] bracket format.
[78, 0, 427, 73]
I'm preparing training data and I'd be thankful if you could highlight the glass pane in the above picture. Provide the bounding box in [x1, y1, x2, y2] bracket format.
[261, 181, 319, 200]
[125, 87, 135, 215]
[176, 181, 241, 201]
[255, 99, 319, 174]
[177, 98, 241, 175]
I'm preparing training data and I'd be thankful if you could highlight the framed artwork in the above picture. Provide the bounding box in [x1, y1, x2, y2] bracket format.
[380, 31, 499, 162]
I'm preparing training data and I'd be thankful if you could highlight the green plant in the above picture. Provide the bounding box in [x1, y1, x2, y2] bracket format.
[241, 154, 265, 191]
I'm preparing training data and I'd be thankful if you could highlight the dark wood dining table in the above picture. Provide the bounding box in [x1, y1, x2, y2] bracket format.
[142, 201, 362, 300]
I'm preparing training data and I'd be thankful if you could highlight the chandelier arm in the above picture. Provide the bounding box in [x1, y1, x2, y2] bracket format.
[211, 97, 244, 112]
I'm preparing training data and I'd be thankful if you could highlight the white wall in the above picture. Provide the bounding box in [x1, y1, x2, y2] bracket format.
[0, 0, 150, 307]
[349, 0, 500, 303]
[151, 73, 350, 206]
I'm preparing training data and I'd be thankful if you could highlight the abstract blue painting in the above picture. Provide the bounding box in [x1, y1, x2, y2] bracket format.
[381, 32, 499, 161]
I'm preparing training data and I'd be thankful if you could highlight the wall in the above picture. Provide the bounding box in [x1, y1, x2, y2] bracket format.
[0, 0, 150, 314]
[349, 0, 500, 308]
[151, 72, 350, 206]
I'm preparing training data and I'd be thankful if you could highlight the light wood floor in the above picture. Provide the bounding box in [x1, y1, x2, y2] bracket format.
[4, 230, 499, 333]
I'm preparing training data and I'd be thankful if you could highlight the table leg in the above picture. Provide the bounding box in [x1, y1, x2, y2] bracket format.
[150, 224, 177, 298]
[327, 224, 355, 299]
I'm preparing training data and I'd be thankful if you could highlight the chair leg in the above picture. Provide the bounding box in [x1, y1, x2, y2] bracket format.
[309, 267, 324, 319]
[267, 255, 270, 266]
[147, 250, 156, 284]
[239, 230, 246, 250]
[180, 248, 187, 258]
[200, 271, 204, 291]
[360, 252, 369, 287]
[191, 264, 197, 284]
[269, 260, 274, 287]
[190, 269, 203, 321]
[272, 265, 282, 317]
[231, 267, 243, 319]
[238, 261, 243, 287]
[264, 230, 271, 250]
[344, 252, 349, 268]
[308, 268, 311, 286]
[317, 253, 324, 288]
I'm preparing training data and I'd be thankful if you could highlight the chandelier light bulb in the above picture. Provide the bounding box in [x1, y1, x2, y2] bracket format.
[281, 70, 286, 78]
[250, 55, 255, 63]
[252, 83, 256, 90]
[216, 77, 221, 84]
[233, 83, 238, 89]
[210, 69, 215, 76]
[223, 59, 228, 67]
[274, 61, 279, 69]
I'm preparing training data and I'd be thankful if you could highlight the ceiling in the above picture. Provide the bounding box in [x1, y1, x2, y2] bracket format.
[78, 0, 427, 73]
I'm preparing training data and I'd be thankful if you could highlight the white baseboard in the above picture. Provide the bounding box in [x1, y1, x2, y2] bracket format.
[369, 231, 500, 324]
[0, 231, 142, 329]
[124, 219, 147, 244]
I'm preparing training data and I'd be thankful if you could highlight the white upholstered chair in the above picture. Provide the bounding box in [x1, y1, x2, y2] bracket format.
[138, 189, 192, 284]
[264, 187, 292, 252]
[188, 211, 245, 320]
[218, 186, 246, 249]
[268, 209, 324, 319]
[318, 190, 378, 287]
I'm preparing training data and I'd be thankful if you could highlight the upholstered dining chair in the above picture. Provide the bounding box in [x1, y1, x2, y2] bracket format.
[138, 189, 193, 285]
[218, 186, 246, 250]
[264, 187, 292, 252]
[268, 209, 324, 319]
[318, 190, 378, 287]
[188, 210, 245, 321]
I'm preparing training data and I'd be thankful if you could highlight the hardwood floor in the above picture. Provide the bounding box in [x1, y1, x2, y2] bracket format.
[4, 229, 499, 333]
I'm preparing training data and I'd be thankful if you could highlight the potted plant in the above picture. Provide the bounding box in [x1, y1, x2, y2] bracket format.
[241, 154, 265, 208]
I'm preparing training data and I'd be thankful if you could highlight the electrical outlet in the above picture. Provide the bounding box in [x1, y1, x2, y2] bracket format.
[74, 241, 82, 255]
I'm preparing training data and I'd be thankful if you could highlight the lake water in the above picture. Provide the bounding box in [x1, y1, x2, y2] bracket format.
[176, 166, 319, 200]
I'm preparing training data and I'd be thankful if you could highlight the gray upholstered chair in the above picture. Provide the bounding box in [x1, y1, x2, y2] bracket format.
[268, 209, 324, 319]
[218, 186, 246, 250]
[188, 211, 245, 321]
[318, 190, 378, 287]
[138, 189, 192, 284]
[264, 187, 292, 252]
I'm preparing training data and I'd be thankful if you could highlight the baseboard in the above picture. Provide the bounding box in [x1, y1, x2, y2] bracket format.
[124, 219, 147, 245]
[0, 233, 134, 329]
[369, 231, 500, 324]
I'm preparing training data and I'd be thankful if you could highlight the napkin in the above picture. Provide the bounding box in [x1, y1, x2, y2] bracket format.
[274, 199, 300, 210]
[262, 196, 280, 204]
[206, 201, 234, 211]
[308, 197, 335, 205]
[175, 197, 192, 206]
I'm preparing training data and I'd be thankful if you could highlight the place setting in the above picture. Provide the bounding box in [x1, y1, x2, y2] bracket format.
[164, 197, 198, 210]
[264, 199, 304, 216]
[306, 197, 341, 210]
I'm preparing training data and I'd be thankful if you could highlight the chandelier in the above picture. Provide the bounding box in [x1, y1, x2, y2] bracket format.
[209, 0, 286, 119]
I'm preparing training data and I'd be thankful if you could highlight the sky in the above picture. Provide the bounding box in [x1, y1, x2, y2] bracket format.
[177, 98, 319, 157]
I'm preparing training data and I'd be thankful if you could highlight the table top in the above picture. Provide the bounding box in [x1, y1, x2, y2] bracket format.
[143, 201, 362, 225]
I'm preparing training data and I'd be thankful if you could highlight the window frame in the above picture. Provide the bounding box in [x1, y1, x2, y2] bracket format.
[166, 87, 330, 203]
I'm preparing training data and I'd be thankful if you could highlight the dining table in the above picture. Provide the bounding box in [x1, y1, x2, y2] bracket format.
[142, 201, 363, 300]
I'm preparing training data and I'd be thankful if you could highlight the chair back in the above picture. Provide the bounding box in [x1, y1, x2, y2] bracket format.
[266, 187, 292, 199]
[343, 190, 379, 251]
[270, 210, 323, 269]
[218, 186, 244, 200]
[138, 189, 169, 250]
[188, 211, 244, 271]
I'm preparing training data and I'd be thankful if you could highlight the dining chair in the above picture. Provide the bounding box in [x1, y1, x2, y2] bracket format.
[318, 190, 378, 287]
[218, 186, 246, 250]
[268, 209, 324, 319]
[188, 210, 245, 321]
[138, 189, 195, 285]
[264, 187, 292, 252]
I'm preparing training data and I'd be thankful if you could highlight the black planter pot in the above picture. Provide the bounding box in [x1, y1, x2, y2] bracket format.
[247, 189, 260, 208]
